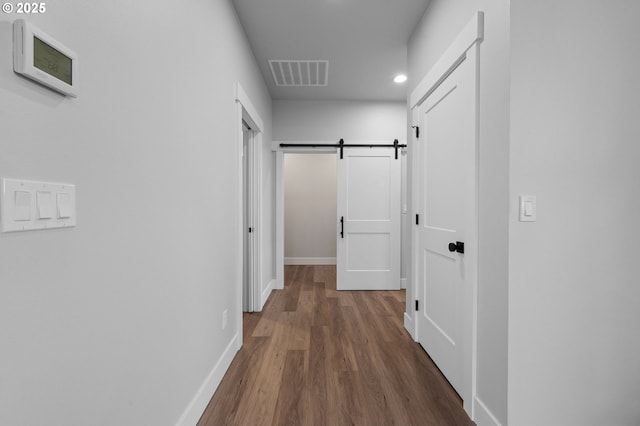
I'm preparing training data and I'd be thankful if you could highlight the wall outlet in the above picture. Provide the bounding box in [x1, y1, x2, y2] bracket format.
[222, 309, 228, 330]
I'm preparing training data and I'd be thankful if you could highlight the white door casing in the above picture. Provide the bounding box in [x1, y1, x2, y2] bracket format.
[337, 147, 401, 290]
[409, 12, 482, 419]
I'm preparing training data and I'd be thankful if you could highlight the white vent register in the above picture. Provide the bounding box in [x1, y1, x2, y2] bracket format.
[269, 60, 328, 86]
[1, 179, 76, 232]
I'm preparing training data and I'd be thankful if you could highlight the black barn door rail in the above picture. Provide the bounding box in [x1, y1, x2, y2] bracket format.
[279, 139, 407, 159]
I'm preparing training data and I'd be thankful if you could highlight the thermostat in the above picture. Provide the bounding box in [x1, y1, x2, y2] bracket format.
[13, 19, 78, 97]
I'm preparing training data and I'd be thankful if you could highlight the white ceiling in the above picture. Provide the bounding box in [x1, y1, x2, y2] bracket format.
[232, 0, 430, 101]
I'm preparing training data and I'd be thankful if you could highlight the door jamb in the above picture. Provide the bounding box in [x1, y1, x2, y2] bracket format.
[408, 11, 483, 420]
[235, 83, 264, 348]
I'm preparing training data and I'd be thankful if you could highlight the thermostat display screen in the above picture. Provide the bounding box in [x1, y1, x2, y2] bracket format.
[33, 36, 72, 85]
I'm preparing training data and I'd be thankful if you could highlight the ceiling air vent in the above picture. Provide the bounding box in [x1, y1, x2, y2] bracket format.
[269, 60, 329, 86]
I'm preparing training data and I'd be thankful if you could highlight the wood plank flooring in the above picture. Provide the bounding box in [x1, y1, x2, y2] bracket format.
[198, 265, 474, 426]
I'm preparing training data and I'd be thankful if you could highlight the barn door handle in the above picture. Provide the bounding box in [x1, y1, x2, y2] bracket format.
[448, 241, 464, 254]
[340, 216, 344, 239]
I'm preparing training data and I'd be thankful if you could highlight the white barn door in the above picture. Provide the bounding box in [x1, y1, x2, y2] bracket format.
[337, 147, 400, 290]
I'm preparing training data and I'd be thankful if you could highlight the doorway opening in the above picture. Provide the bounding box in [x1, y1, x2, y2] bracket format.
[242, 121, 255, 312]
[235, 83, 264, 349]
[283, 153, 337, 267]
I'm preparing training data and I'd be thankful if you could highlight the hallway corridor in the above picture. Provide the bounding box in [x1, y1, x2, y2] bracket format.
[198, 265, 473, 425]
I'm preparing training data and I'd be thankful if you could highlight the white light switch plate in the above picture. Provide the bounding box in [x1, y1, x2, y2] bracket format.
[519, 195, 536, 222]
[1, 178, 76, 232]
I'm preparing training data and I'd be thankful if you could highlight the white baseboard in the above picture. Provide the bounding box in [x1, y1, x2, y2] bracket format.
[400, 278, 407, 289]
[404, 312, 416, 341]
[473, 396, 503, 426]
[175, 333, 240, 426]
[260, 279, 275, 310]
[284, 257, 336, 265]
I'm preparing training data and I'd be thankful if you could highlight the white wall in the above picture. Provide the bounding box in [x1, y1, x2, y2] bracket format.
[408, 1, 510, 424]
[284, 154, 337, 263]
[509, 1, 640, 424]
[274, 100, 406, 142]
[0, 1, 271, 425]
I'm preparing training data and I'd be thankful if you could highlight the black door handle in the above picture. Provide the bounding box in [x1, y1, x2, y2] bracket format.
[340, 216, 344, 239]
[448, 241, 464, 254]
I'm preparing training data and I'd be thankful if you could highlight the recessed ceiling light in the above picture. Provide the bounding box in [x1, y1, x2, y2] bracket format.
[394, 74, 407, 84]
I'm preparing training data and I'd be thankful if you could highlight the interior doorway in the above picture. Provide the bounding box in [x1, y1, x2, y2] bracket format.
[235, 83, 264, 349]
[283, 153, 337, 267]
[242, 122, 254, 312]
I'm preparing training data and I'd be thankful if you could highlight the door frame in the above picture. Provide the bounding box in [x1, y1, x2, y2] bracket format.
[408, 12, 483, 419]
[235, 83, 264, 348]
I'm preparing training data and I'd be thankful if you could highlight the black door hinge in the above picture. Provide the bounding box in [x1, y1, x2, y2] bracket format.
[415, 300, 419, 311]
[248, 227, 253, 233]
[415, 214, 419, 226]
[412, 126, 419, 139]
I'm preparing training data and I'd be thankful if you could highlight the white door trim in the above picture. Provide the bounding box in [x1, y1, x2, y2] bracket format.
[409, 11, 483, 420]
[410, 12, 484, 110]
[235, 83, 264, 348]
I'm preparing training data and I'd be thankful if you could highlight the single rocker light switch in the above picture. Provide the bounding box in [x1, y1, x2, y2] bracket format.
[37, 191, 53, 219]
[14, 190, 31, 221]
[519, 195, 536, 222]
[57, 192, 72, 219]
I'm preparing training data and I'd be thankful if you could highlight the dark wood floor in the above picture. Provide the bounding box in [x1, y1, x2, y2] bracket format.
[198, 265, 474, 426]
